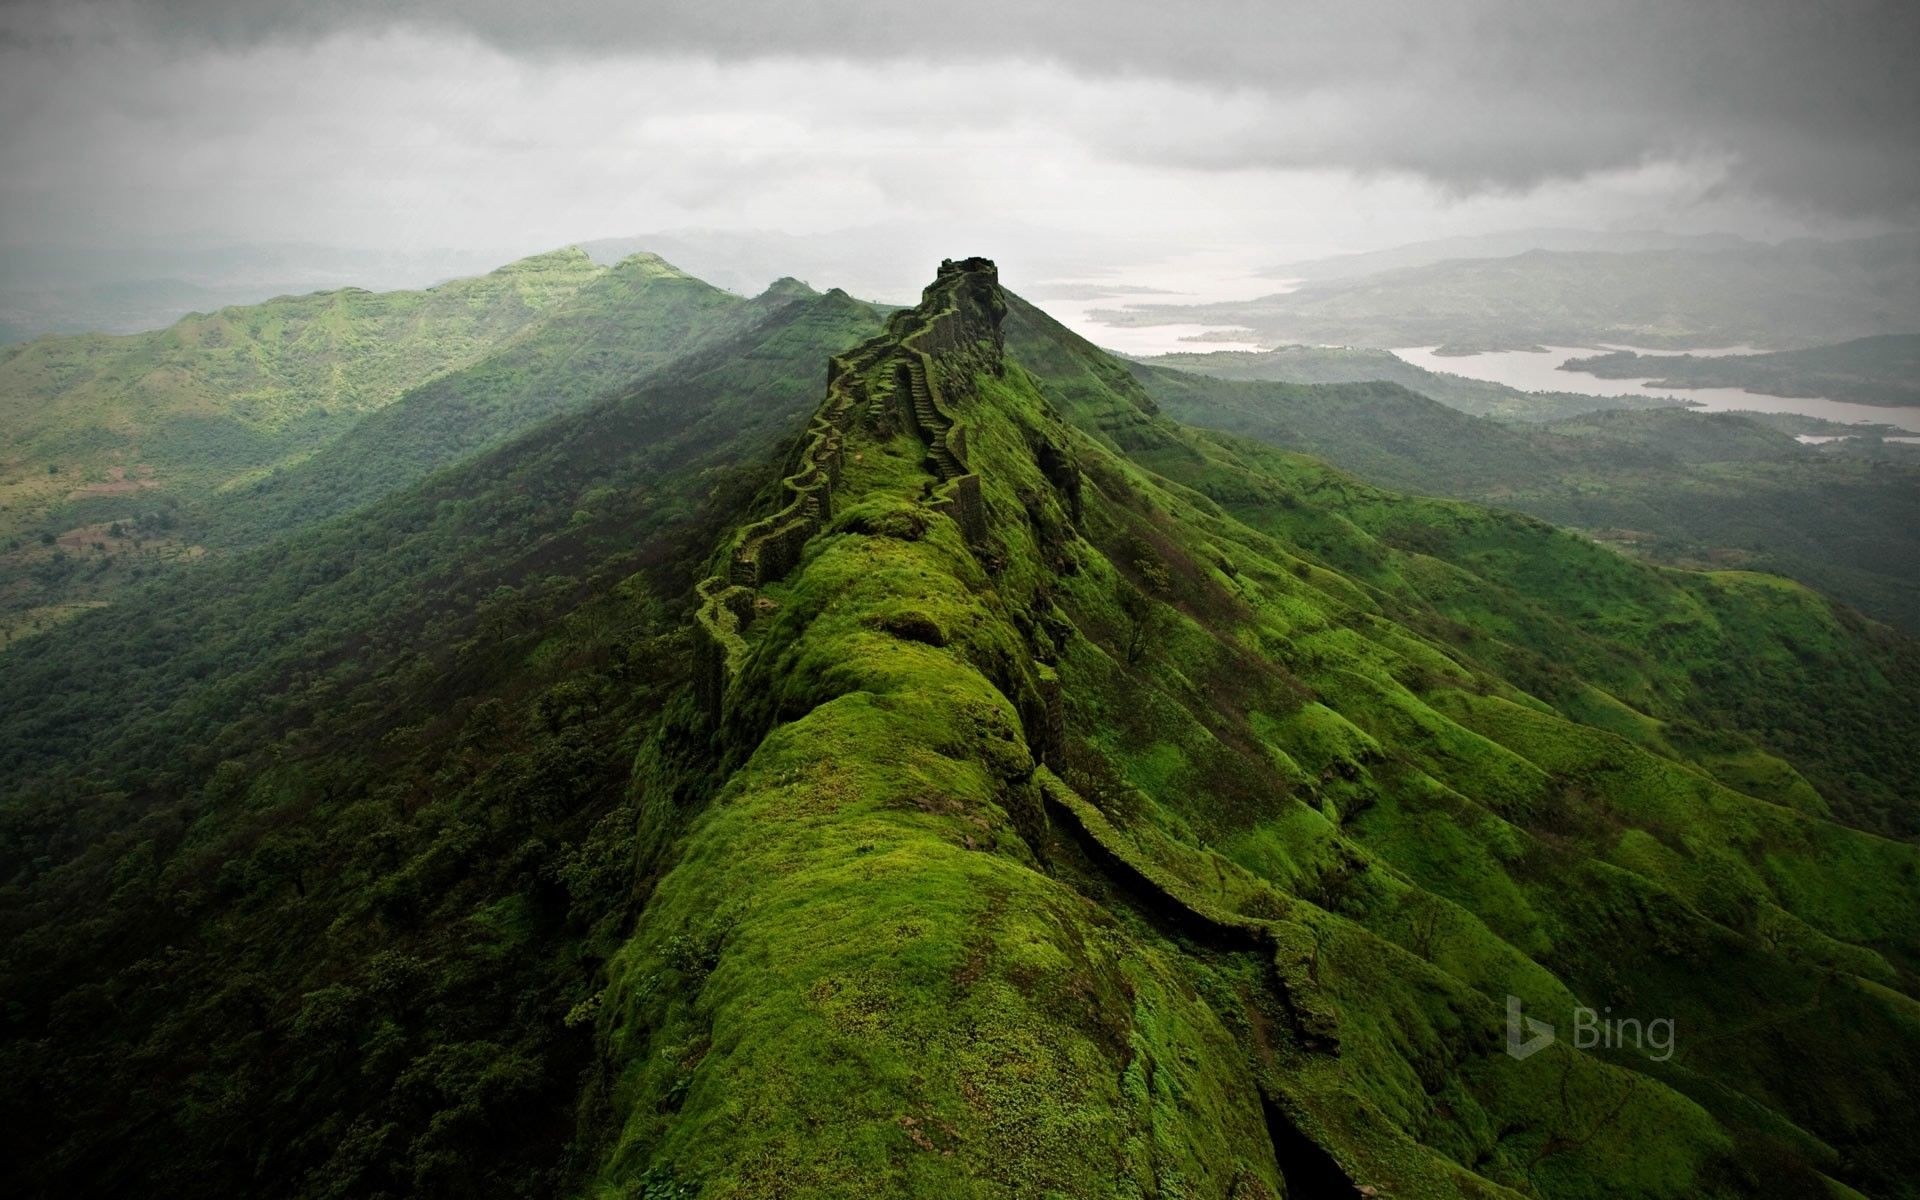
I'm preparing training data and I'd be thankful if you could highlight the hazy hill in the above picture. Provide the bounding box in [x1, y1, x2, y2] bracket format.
[196, 252, 774, 547]
[0, 250, 785, 644]
[0, 247, 605, 544]
[1140, 342, 1679, 421]
[1094, 234, 1920, 350]
[3, 260, 1918, 1199]
[1564, 333, 1920, 407]
[1263, 228, 1753, 282]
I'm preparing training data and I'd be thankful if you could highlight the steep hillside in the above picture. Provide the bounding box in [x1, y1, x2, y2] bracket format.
[584, 261, 1920, 1197]
[0, 286, 885, 1196]
[1130, 357, 1920, 636]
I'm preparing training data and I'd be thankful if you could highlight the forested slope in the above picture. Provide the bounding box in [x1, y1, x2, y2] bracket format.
[1136, 354, 1920, 636]
[0, 286, 885, 1196]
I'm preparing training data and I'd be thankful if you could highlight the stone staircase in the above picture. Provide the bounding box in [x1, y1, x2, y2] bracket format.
[695, 261, 999, 721]
[902, 355, 965, 480]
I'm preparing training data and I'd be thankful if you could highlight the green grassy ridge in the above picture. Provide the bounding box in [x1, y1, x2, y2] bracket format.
[197, 253, 772, 548]
[595, 267, 1292, 1196]
[5, 256, 1918, 1198]
[0, 249, 780, 646]
[592, 262, 1920, 1198]
[1134, 347, 1920, 641]
[0, 247, 603, 535]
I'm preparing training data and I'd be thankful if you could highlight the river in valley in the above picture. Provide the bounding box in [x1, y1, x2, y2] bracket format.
[1390, 344, 1920, 434]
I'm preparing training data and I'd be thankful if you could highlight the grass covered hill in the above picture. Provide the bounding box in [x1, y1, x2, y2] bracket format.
[4, 259, 1919, 1198]
[0, 247, 604, 541]
[1562, 334, 1920, 408]
[195, 252, 774, 548]
[0, 250, 771, 644]
[592, 260, 1920, 1197]
[1133, 359, 1920, 636]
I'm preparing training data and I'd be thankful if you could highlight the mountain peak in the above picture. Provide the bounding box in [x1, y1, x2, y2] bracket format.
[758, 276, 818, 301]
[608, 249, 697, 279]
[487, 245, 598, 275]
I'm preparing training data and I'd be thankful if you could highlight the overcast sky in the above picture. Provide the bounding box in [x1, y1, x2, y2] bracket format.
[3, 0, 1916, 297]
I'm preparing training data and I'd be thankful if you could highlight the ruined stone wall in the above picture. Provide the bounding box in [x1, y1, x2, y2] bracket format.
[694, 259, 1005, 713]
[692, 577, 755, 721]
[727, 361, 864, 587]
[930, 472, 986, 545]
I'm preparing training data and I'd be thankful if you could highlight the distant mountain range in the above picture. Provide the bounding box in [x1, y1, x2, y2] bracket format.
[0, 241, 530, 343]
[1137, 342, 1682, 422]
[1097, 234, 1920, 351]
[1262, 227, 1755, 282]
[1562, 334, 1920, 408]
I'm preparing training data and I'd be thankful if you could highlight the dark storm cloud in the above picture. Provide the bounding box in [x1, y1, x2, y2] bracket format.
[5, 0, 1918, 217]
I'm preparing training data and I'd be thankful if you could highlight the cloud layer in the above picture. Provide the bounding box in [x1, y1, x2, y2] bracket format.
[0, 0, 1913, 294]
[9, 0, 1916, 217]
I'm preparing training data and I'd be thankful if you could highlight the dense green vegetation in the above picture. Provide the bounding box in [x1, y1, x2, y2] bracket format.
[1136, 357, 1920, 636]
[0, 248, 603, 540]
[0, 285, 885, 1196]
[1094, 234, 1920, 350]
[4, 258, 1918, 1199]
[0, 251, 770, 643]
[1563, 334, 1920, 408]
[197, 254, 773, 548]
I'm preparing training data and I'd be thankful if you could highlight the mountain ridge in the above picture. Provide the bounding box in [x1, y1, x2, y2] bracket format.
[582, 259, 1920, 1196]
[4, 257, 1918, 1199]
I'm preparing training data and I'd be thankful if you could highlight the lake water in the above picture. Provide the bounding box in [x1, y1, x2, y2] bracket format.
[1056, 322, 1267, 356]
[1390, 344, 1920, 434]
[1031, 252, 1288, 356]
[1797, 434, 1920, 445]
